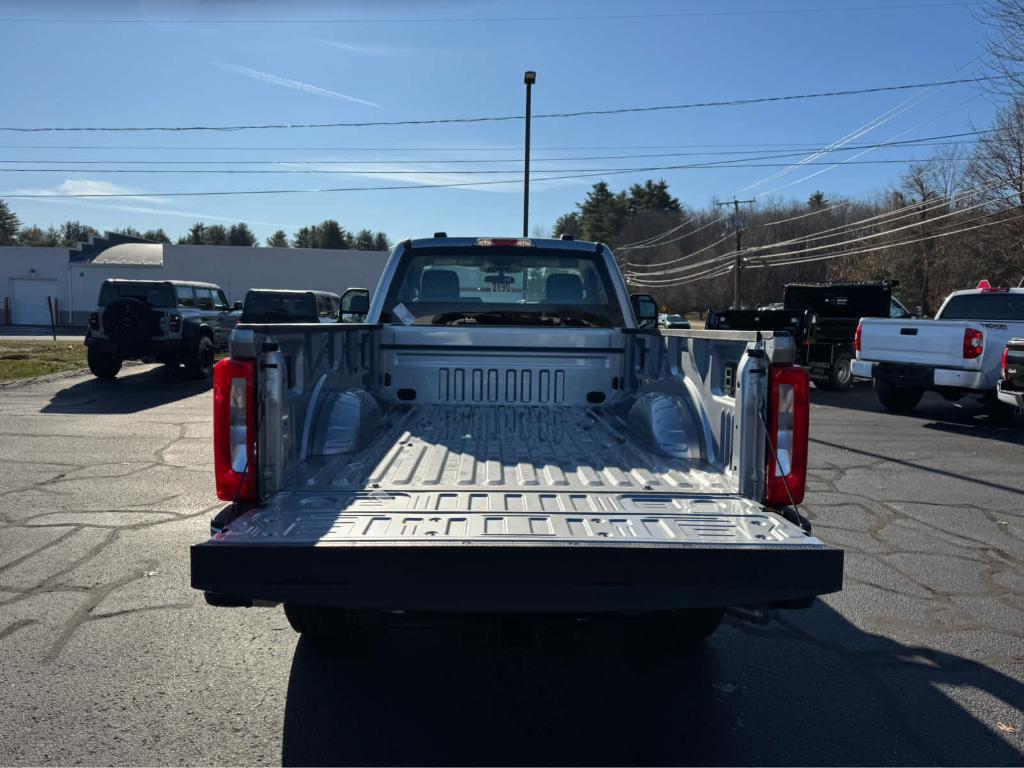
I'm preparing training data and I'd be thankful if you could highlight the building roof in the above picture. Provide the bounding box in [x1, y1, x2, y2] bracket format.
[90, 243, 164, 266]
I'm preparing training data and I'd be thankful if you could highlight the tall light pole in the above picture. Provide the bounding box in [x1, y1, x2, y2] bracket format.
[523, 70, 536, 238]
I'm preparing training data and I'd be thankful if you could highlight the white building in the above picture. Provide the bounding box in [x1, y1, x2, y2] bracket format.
[1, 233, 389, 325]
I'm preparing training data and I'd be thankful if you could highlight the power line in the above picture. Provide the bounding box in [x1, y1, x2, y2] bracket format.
[0, 133, 994, 166]
[631, 197, 1023, 288]
[0, 129, 995, 152]
[0, 158, 984, 176]
[0, 4, 974, 24]
[0, 76, 1007, 133]
[625, 174, 1017, 278]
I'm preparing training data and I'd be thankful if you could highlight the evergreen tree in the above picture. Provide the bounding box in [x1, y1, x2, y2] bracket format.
[266, 230, 290, 247]
[141, 228, 170, 243]
[553, 211, 581, 238]
[227, 222, 257, 246]
[625, 179, 682, 216]
[0, 199, 20, 245]
[204, 225, 228, 245]
[181, 223, 206, 245]
[59, 221, 98, 247]
[577, 182, 628, 244]
[808, 191, 828, 209]
[317, 219, 350, 249]
[372, 231, 391, 250]
[112, 226, 142, 238]
[353, 228, 377, 250]
[292, 226, 319, 248]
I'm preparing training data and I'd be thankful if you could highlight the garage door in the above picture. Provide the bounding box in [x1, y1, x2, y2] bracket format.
[12, 279, 59, 325]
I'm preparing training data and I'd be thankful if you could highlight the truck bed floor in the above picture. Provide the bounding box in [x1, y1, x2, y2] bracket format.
[293, 403, 729, 496]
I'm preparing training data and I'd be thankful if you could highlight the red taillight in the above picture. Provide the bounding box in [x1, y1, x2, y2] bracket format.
[1003, 345, 1010, 378]
[213, 358, 258, 503]
[765, 365, 809, 507]
[169, 313, 182, 333]
[854, 322, 863, 354]
[88, 312, 98, 330]
[963, 327, 984, 359]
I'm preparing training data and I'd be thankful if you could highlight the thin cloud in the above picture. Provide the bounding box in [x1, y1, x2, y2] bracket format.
[280, 162, 593, 193]
[217, 62, 382, 108]
[319, 39, 421, 55]
[12, 179, 166, 204]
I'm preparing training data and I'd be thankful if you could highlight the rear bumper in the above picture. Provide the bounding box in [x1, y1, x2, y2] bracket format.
[998, 382, 1024, 407]
[85, 334, 187, 357]
[853, 360, 987, 390]
[191, 506, 844, 613]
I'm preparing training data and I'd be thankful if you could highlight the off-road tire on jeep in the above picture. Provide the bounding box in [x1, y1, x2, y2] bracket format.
[818, 353, 854, 390]
[875, 380, 924, 413]
[87, 347, 122, 380]
[184, 335, 215, 379]
[101, 297, 156, 347]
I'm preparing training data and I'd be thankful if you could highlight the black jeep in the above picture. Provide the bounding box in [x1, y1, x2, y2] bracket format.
[84, 279, 240, 380]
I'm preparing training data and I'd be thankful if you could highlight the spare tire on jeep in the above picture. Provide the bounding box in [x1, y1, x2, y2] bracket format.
[102, 298, 158, 346]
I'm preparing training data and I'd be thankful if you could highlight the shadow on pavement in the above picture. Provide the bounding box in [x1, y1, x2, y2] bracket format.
[280, 602, 1023, 766]
[41, 365, 211, 414]
[814, 382, 1022, 435]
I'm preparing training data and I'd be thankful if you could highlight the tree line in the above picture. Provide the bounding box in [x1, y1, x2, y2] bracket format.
[546, 1, 1024, 315]
[0, 212, 391, 251]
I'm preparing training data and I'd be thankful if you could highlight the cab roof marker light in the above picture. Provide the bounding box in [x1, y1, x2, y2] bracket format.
[475, 238, 533, 247]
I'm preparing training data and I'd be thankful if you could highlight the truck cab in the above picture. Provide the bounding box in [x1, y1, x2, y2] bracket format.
[190, 236, 843, 647]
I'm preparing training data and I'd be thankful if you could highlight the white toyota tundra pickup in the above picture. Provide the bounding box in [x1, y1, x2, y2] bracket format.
[853, 281, 1024, 420]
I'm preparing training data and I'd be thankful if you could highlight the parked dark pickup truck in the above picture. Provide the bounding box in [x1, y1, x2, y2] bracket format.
[706, 281, 911, 389]
[998, 338, 1024, 410]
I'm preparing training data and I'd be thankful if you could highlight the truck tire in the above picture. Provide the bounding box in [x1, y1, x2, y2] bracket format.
[283, 604, 366, 654]
[87, 347, 122, 380]
[875, 380, 923, 413]
[642, 608, 723, 649]
[821, 353, 854, 390]
[184, 335, 215, 379]
[983, 396, 1016, 426]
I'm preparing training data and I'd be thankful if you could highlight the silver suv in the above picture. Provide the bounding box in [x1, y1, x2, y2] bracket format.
[84, 279, 240, 380]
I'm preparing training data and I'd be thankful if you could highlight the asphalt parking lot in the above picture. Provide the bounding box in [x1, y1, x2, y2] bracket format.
[0, 367, 1022, 766]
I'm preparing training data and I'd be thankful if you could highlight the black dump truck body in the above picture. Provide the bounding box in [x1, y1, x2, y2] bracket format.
[706, 281, 906, 389]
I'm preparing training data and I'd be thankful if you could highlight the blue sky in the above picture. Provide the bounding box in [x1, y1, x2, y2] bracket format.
[0, 0, 1001, 243]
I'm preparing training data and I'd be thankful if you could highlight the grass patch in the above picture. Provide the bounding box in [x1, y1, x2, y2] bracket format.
[0, 340, 89, 382]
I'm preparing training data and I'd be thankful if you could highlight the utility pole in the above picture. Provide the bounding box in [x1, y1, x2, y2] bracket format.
[716, 196, 755, 308]
[523, 70, 536, 238]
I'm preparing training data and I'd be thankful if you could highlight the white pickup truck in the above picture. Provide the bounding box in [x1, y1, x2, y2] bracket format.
[853, 283, 1024, 420]
[190, 235, 842, 647]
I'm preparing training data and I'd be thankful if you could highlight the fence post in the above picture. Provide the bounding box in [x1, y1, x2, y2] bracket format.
[47, 296, 56, 341]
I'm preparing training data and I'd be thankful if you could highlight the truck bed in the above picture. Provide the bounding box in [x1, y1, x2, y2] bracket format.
[291, 403, 730, 496]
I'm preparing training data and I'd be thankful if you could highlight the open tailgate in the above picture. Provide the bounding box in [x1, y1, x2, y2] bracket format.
[192, 493, 843, 613]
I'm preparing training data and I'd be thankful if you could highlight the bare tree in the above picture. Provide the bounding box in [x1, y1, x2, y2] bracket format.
[977, 0, 1024, 95]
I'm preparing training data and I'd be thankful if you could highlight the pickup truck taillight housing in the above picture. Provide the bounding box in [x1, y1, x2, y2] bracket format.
[765, 365, 809, 507]
[963, 327, 984, 359]
[214, 358, 258, 503]
[1003, 345, 1010, 378]
[854, 322, 863, 354]
[169, 313, 182, 333]
[88, 312, 99, 330]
